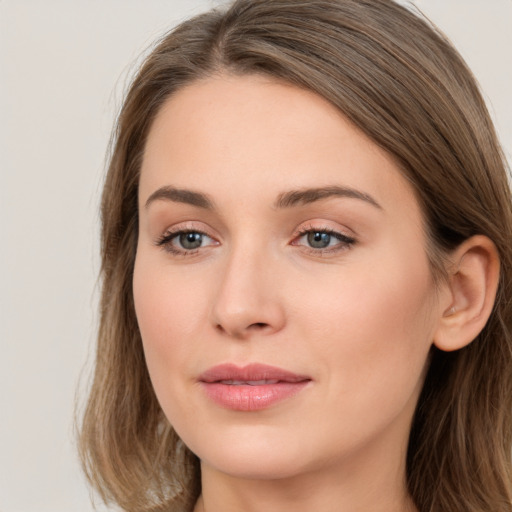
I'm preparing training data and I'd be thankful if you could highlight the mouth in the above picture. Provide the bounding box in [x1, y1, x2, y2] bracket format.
[198, 363, 311, 411]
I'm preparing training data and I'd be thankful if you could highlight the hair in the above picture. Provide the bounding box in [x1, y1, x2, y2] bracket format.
[78, 1, 512, 511]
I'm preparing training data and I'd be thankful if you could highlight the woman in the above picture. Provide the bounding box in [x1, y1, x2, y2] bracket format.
[78, 0, 512, 511]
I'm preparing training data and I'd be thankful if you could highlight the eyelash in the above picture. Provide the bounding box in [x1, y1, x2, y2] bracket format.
[292, 226, 356, 255]
[155, 228, 216, 256]
[155, 226, 356, 256]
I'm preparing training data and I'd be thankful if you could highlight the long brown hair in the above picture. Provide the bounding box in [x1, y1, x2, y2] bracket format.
[78, 1, 512, 510]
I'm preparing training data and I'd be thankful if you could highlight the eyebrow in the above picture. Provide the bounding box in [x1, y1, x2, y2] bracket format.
[145, 186, 215, 210]
[144, 184, 382, 211]
[274, 186, 382, 209]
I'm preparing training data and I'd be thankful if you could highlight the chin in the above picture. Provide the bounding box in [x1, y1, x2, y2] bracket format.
[183, 424, 317, 480]
[202, 451, 310, 481]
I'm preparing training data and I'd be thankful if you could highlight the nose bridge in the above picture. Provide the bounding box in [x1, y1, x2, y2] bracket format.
[211, 235, 284, 338]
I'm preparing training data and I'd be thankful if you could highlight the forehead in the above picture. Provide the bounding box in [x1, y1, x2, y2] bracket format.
[140, 73, 420, 219]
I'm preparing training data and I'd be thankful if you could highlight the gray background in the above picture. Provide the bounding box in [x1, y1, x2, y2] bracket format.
[1, 1, 510, 511]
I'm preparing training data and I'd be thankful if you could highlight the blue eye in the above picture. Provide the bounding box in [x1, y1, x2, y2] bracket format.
[179, 232, 204, 250]
[156, 230, 217, 254]
[307, 231, 333, 249]
[294, 228, 355, 252]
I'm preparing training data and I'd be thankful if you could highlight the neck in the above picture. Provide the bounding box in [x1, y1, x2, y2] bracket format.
[194, 435, 417, 512]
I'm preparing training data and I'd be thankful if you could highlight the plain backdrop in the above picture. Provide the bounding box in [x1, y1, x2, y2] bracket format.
[1, 1, 510, 511]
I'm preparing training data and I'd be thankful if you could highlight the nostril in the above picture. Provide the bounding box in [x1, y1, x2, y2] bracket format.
[214, 321, 269, 338]
[249, 322, 268, 329]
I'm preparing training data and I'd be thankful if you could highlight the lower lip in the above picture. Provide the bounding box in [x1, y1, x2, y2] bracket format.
[200, 381, 310, 411]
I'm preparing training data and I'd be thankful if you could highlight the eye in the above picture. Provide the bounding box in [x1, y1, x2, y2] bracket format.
[292, 227, 355, 253]
[156, 229, 218, 255]
[179, 232, 205, 250]
[306, 231, 336, 249]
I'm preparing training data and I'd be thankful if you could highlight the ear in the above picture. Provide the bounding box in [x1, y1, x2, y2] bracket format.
[434, 235, 500, 352]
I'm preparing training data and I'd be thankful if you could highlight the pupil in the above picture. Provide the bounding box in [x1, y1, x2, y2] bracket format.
[308, 231, 331, 248]
[180, 232, 202, 249]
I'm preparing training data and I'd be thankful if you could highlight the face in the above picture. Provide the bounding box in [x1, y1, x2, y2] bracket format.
[134, 74, 444, 481]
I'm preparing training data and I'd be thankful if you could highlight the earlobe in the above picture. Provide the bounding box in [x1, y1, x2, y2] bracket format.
[433, 235, 500, 352]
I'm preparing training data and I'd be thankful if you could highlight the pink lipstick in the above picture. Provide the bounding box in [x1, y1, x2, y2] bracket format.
[199, 363, 311, 411]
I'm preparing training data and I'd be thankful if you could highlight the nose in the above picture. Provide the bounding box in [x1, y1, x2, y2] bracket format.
[210, 244, 286, 339]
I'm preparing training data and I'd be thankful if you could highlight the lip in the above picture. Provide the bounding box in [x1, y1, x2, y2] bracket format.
[198, 363, 311, 412]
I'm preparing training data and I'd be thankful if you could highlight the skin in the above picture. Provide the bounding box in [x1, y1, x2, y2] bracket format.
[133, 74, 453, 512]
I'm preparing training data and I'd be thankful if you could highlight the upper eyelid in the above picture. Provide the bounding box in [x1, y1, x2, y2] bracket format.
[158, 221, 217, 237]
[293, 222, 356, 238]
[157, 227, 216, 244]
[293, 228, 355, 243]
[156, 224, 354, 239]
[154, 221, 356, 246]
[296, 226, 346, 235]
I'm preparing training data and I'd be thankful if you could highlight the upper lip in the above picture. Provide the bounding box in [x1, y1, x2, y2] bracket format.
[199, 363, 311, 384]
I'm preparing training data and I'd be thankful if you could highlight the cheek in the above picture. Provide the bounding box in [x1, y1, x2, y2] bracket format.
[299, 254, 433, 334]
[132, 253, 210, 399]
[293, 247, 437, 407]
